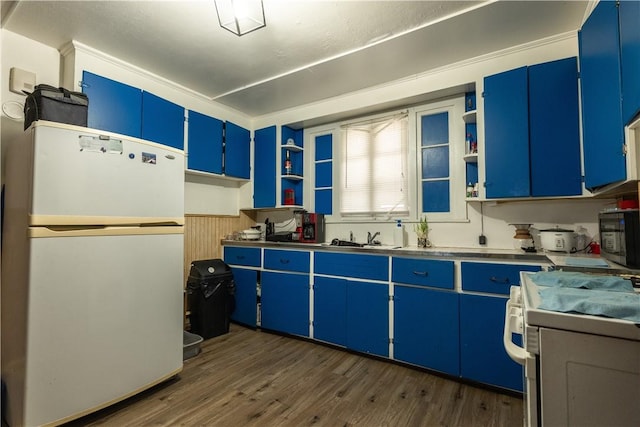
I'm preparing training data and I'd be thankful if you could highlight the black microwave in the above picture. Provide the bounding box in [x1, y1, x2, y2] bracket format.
[599, 209, 640, 268]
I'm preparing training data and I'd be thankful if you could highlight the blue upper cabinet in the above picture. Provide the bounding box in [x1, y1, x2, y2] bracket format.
[187, 110, 223, 174]
[141, 91, 185, 150]
[82, 71, 142, 138]
[225, 121, 251, 179]
[421, 112, 451, 212]
[484, 59, 581, 198]
[254, 126, 277, 207]
[620, 0, 640, 125]
[529, 57, 582, 197]
[314, 133, 332, 215]
[484, 66, 530, 198]
[580, 0, 626, 189]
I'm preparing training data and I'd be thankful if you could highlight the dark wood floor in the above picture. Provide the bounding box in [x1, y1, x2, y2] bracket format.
[67, 324, 524, 426]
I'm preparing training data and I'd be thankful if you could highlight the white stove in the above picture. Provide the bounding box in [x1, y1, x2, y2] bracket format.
[505, 271, 640, 427]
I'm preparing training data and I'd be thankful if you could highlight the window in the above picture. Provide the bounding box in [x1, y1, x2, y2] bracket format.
[339, 112, 409, 217]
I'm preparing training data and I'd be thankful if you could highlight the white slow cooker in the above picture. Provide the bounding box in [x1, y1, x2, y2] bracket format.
[539, 228, 575, 252]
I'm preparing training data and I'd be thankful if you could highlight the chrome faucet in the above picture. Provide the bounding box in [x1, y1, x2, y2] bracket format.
[367, 231, 380, 244]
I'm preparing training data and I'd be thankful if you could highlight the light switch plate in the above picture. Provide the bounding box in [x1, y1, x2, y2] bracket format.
[9, 67, 36, 95]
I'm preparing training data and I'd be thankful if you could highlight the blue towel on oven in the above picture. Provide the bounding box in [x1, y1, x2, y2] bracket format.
[538, 287, 640, 323]
[530, 271, 634, 292]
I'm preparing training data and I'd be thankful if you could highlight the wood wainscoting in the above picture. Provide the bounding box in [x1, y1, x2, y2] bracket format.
[183, 212, 256, 327]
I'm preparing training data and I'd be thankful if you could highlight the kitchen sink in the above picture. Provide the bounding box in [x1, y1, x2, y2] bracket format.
[330, 239, 365, 247]
[329, 239, 400, 249]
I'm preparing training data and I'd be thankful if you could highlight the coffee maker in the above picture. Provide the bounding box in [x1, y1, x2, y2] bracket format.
[300, 213, 325, 243]
[293, 210, 305, 241]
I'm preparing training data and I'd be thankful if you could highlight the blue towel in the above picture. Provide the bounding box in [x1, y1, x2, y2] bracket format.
[539, 287, 640, 323]
[530, 271, 634, 292]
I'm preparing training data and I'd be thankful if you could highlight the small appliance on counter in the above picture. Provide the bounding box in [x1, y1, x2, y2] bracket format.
[300, 212, 325, 243]
[510, 223, 535, 252]
[539, 227, 575, 253]
[266, 231, 295, 242]
[293, 209, 305, 241]
[599, 209, 640, 268]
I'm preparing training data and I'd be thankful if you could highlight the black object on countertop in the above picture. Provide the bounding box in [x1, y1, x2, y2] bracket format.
[266, 231, 294, 242]
[331, 238, 365, 247]
[187, 259, 235, 340]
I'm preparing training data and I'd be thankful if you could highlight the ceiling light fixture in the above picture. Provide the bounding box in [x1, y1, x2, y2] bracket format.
[214, 0, 266, 36]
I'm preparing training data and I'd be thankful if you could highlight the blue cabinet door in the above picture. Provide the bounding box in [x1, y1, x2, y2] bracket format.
[484, 67, 530, 198]
[620, 0, 640, 124]
[313, 276, 347, 346]
[579, 1, 626, 189]
[82, 71, 142, 138]
[529, 57, 582, 197]
[141, 91, 185, 150]
[187, 110, 223, 174]
[261, 271, 309, 337]
[263, 249, 310, 273]
[460, 294, 523, 392]
[314, 252, 389, 282]
[254, 126, 276, 207]
[394, 286, 459, 376]
[346, 280, 388, 357]
[229, 267, 257, 327]
[225, 121, 251, 179]
[461, 262, 541, 295]
[223, 246, 261, 267]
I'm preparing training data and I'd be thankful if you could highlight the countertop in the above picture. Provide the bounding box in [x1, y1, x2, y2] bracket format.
[221, 239, 639, 274]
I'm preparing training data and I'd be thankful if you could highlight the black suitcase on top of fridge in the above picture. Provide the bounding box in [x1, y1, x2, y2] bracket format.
[187, 259, 236, 340]
[24, 84, 88, 130]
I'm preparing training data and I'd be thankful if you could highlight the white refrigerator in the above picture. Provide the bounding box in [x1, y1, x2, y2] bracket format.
[1, 121, 185, 426]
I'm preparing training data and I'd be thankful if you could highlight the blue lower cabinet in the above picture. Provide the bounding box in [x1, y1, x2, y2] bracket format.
[394, 286, 459, 376]
[459, 293, 523, 392]
[346, 280, 389, 357]
[313, 277, 347, 346]
[229, 268, 257, 327]
[261, 271, 310, 337]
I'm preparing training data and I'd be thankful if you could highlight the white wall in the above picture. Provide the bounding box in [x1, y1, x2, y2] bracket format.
[1, 30, 60, 181]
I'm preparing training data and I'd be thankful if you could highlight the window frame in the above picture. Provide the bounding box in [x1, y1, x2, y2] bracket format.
[306, 95, 467, 224]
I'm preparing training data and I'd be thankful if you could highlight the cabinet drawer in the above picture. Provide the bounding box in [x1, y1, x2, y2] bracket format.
[461, 262, 542, 295]
[223, 246, 261, 267]
[315, 252, 388, 281]
[392, 257, 454, 289]
[264, 249, 310, 273]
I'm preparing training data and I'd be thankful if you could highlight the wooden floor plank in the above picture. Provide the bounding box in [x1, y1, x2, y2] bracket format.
[66, 324, 523, 426]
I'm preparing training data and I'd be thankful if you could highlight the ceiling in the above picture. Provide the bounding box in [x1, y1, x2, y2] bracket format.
[2, 1, 592, 118]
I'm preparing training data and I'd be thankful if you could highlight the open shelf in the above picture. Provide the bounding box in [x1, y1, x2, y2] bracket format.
[463, 153, 478, 163]
[462, 110, 477, 124]
[281, 143, 303, 152]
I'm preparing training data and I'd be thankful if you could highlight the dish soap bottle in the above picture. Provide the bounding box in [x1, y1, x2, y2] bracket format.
[466, 182, 474, 198]
[394, 219, 406, 247]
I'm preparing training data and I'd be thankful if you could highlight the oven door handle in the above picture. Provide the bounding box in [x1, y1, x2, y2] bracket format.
[503, 300, 526, 365]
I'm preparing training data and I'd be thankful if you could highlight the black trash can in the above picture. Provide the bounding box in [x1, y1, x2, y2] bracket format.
[187, 259, 236, 340]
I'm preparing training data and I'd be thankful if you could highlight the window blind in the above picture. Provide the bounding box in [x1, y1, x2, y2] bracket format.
[340, 113, 408, 216]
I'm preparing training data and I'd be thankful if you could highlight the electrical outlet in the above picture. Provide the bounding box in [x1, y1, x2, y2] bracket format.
[479, 235, 487, 245]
